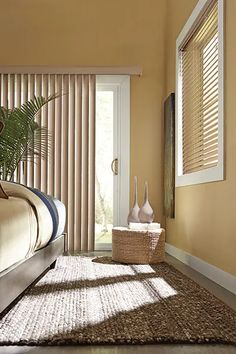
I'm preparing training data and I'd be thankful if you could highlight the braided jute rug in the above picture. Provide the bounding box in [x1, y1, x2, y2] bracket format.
[0, 256, 236, 346]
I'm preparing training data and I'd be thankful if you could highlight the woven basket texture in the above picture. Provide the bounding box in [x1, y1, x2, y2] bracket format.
[112, 228, 165, 264]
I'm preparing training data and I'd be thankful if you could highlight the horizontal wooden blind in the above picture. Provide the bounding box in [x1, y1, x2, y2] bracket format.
[0, 73, 96, 252]
[181, 0, 219, 174]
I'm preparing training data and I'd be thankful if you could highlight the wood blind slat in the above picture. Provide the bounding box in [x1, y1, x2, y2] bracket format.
[183, 146, 218, 165]
[183, 140, 218, 158]
[183, 127, 218, 149]
[183, 119, 218, 141]
[184, 161, 218, 174]
[183, 132, 218, 152]
[183, 154, 218, 170]
[183, 96, 218, 126]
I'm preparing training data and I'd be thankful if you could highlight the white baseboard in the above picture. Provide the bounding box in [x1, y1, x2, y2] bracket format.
[165, 242, 236, 295]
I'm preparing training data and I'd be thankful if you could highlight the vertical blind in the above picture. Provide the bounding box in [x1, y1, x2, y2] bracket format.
[0, 73, 96, 252]
[180, 0, 219, 174]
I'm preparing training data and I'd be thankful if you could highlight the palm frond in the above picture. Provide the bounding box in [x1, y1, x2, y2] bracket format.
[0, 94, 59, 181]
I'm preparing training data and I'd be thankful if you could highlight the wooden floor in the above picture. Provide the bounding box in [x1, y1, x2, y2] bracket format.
[2, 252, 236, 354]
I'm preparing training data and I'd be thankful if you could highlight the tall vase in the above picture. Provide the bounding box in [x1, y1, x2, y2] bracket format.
[138, 182, 154, 223]
[127, 176, 140, 224]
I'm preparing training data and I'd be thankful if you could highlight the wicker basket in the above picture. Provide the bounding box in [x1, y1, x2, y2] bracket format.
[112, 227, 165, 264]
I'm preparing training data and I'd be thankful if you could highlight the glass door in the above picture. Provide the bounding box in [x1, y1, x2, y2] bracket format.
[95, 89, 114, 248]
[95, 76, 130, 250]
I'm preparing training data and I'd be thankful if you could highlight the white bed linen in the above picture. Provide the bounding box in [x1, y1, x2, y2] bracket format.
[0, 196, 37, 272]
[0, 182, 53, 272]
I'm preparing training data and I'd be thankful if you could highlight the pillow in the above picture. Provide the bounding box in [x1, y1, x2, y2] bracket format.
[0, 183, 8, 199]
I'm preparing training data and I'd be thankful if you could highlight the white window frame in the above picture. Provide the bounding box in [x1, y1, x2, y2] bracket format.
[176, 0, 224, 187]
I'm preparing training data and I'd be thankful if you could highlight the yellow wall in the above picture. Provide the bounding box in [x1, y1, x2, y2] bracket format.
[0, 0, 167, 225]
[165, 0, 236, 275]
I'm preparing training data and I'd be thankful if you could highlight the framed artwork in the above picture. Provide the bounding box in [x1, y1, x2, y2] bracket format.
[164, 93, 175, 218]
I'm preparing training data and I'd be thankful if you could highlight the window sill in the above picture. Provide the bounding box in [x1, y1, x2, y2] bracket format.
[176, 165, 224, 187]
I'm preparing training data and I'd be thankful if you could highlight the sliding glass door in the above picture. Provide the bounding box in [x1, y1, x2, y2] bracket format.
[95, 76, 130, 250]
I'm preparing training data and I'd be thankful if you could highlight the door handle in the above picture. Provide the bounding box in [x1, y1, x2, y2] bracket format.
[111, 158, 118, 175]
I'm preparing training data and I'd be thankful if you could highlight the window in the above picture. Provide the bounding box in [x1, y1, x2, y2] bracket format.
[176, 0, 224, 186]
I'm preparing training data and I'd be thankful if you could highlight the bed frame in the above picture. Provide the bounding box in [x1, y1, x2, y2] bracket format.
[0, 235, 64, 313]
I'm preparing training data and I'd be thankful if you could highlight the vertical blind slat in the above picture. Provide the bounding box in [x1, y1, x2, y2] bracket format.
[74, 75, 82, 252]
[67, 75, 75, 252]
[81, 75, 89, 251]
[34, 74, 42, 189]
[1, 75, 8, 107]
[15, 75, 22, 183]
[54, 74, 62, 200]
[61, 75, 69, 252]
[88, 75, 96, 251]
[41, 74, 48, 193]
[48, 74, 55, 196]
[28, 74, 35, 187]
[21, 74, 28, 185]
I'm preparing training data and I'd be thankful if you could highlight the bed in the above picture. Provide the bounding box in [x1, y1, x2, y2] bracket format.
[0, 181, 66, 313]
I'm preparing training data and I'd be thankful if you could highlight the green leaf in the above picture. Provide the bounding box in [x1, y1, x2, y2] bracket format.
[0, 94, 59, 181]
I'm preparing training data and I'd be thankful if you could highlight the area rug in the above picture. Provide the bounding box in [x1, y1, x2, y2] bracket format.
[0, 256, 235, 346]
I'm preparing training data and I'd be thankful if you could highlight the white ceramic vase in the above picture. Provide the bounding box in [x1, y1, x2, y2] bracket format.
[138, 181, 154, 223]
[127, 176, 140, 224]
